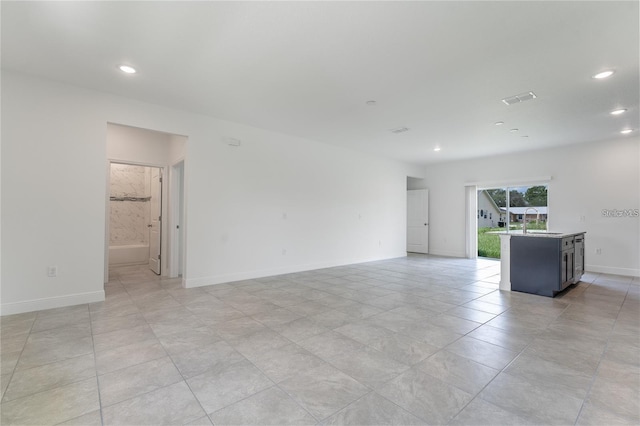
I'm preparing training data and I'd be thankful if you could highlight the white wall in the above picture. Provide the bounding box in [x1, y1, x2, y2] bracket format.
[1, 71, 423, 314]
[423, 138, 640, 276]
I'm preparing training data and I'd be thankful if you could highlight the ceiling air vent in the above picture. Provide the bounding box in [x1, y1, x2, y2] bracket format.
[502, 91, 537, 106]
[390, 127, 410, 134]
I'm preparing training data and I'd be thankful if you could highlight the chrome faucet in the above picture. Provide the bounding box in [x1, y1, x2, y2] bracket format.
[522, 207, 539, 234]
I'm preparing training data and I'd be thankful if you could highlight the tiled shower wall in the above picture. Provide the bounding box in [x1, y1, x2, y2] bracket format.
[109, 164, 151, 246]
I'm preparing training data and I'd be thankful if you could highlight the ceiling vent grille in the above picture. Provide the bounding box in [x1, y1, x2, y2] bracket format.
[502, 91, 537, 105]
[390, 127, 410, 134]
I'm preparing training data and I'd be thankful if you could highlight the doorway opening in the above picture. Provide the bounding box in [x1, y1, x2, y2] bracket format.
[108, 163, 163, 274]
[477, 185, 549, 259]
[104, 122, 187, 284]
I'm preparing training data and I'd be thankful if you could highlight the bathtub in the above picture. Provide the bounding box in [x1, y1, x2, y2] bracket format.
[109, 244, 149, 266]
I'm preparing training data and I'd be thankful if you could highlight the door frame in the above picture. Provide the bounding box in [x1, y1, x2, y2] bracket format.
[104, 159, 170, 283]
[169, 159, 186, 280]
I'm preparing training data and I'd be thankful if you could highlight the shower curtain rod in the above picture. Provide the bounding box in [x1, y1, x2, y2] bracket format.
[109, 196, 151, 202]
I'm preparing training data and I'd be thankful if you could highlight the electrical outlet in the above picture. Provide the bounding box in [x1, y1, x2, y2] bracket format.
[579, 215, 586, 222]
[282, 212, 287, 220]
[595, 248, 602, 255]
[47, 266, 58, 277]
[282, 249, 287, 255]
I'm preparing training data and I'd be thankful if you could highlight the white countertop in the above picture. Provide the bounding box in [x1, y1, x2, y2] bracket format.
[490, 230, 586, 238]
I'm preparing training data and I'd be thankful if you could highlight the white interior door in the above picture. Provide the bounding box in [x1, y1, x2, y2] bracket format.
[149, 168, 162, 274]
[407, 189, 429, 253]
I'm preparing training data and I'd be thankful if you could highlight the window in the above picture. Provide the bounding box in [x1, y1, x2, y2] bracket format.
[477, 184, 548, 259]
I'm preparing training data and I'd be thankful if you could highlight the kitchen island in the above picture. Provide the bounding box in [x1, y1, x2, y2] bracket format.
[495, 231, 585, 297]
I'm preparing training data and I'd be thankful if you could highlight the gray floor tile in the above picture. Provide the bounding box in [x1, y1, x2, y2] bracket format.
[272, 317, 330, 342]
[57, 410, 103, 425]
[424, 313, 483, 334]
[332, 301, 385, 319]
[446, 306, 498, 323]
[98, 356, 183, 407]
[142, 306, 201, 324]
[504, 351, 594, 399]
[288, 300, 334, 316]
[524, 334, 605, 376]
[479, 372, 583, 425]
[587, 374, 640, 421]
[157, 326, 222, 353]
[278, 363, 370, 421]
[187, 359, 273, 413]
[1, 320, 34, 340]
[467, 323, 536, 351]
[4, 353, 96, 402]
[228, 329, 292, 360]
[308, 309, 355, 329]
[577, 399, 640, 425]
[2, 338, 27, 359]
[92, 324, 156, 352]
[398, 321, 463, 348]
[416, 350, 499, 394]
[445, 335, 520, 370]
[95, 339, 167, 375]
[0, 350, 20, 376]
[449, 397, 535, 425]
[31, 310, 90, 333]
[168, 340, 245, 379]
[250, 307, 303, 327]
[323, 392, 425, 425]
[376, 367, 473, 424]
[91, 312, 148, 335]
[0, 377, 99, 425]
[184, 415, 214, 426]
[102, 381, 205, 425]
[17, 335, 94, 371]
[325, 345, 409, 388]
[462, 300, 510, 315]
[297, 331, 366, 361]
[210, 386, 316, 425]
[365, 311, 416, 332]
[249, 343, 328, 383]
[0, 261, 636, 425]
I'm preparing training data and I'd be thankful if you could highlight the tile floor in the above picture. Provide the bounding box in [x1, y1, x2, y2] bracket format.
[1, 255, 638, 425]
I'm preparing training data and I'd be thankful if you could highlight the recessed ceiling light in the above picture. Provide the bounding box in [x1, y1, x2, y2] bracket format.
[390, 127, 409, 134]
[434, 146, 441, 152]
[592, 70, 615, 79]
[610, 108, 627, 115]
[494, 121, 504, 126]
[620, 129, 634, 134]
[366, 100, 377, 106]
[510, 128, 519, 133]
[521, 135, 529, 138]
[118, 65, 137, 74]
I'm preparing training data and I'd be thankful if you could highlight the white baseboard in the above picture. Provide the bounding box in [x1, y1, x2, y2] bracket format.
[0, 290, 105, 316]
[426, 249, 467, 258]
[585, 264, 640, 278]
[184, 253, 407, 288]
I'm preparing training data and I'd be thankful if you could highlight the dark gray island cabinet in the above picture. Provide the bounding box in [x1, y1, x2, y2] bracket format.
[510, 233, 585, 297]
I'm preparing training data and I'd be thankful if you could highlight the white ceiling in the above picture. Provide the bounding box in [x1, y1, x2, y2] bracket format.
[2, 1, 638, 165]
